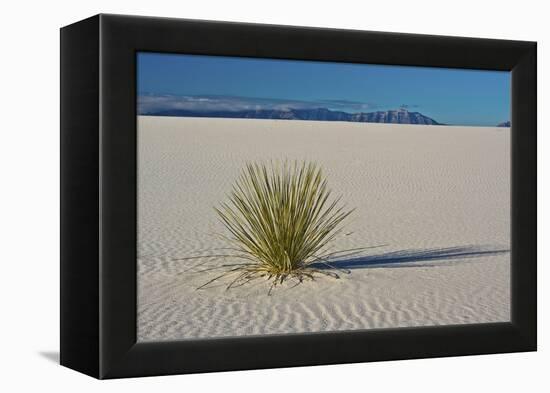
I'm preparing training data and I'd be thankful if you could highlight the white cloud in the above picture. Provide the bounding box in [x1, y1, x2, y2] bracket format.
[137, 94, 376, 114]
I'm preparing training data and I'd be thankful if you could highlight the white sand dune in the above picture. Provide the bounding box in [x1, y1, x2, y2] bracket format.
[137, 116, 510, 342]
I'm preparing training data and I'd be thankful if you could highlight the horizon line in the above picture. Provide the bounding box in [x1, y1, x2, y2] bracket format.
[137, 93, 509, 127]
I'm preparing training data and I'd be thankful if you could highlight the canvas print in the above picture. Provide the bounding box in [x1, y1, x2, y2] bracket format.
[137, 53, 510, 342]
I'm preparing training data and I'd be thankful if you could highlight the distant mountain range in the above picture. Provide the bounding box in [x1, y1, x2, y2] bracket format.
[497, 121, 511, 127]
[143, 107, 441, 125]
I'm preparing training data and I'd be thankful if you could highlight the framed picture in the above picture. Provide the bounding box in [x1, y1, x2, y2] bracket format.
[60, 14, 536, 379]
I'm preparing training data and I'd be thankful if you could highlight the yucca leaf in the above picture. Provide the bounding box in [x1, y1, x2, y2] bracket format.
[214, 160, 354, 278]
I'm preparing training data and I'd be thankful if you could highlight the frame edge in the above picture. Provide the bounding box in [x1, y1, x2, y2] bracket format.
[510, 42, 537, 350]
[60, 15, 101, 378]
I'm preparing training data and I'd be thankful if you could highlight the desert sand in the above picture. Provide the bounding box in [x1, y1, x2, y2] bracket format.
[137, 116, 510, 342]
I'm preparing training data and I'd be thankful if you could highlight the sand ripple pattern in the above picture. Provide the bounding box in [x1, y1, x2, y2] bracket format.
[137, 117, 511, 341]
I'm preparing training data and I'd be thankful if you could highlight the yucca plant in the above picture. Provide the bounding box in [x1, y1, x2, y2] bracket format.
[179, 160, 355, 294]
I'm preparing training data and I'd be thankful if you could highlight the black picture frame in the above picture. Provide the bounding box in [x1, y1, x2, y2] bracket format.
[60, 14, 537, 379]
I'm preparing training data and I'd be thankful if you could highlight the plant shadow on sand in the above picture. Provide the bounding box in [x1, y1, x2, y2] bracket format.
[182, 245, 509, 293]
[309, 245, 510, 271]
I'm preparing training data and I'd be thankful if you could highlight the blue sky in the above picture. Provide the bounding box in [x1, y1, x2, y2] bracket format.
[137, 52, 510, 126]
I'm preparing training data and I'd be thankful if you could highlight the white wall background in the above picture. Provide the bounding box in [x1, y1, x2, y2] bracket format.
[0, 0, 546, 391]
